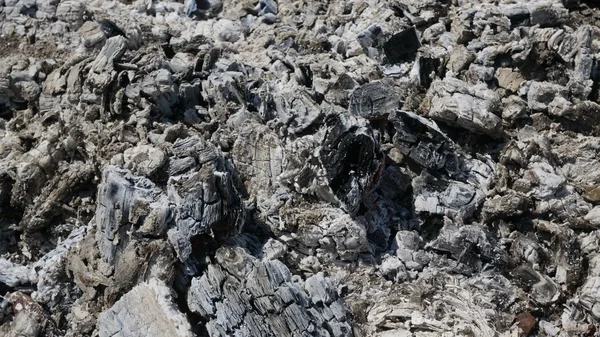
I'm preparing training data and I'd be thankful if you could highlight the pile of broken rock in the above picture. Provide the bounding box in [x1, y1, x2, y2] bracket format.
[2, 0, 600, 336]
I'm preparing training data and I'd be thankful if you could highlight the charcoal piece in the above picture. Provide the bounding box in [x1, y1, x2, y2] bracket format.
[167, 137, 244, 262]
[168, 53, 197, 78]
[482, 192, 528, 220]
[230, 123, 285, 197]
[529, 3, 569, 27]
[318, 114, 383, 214]
[527, 81, 568, 112]
[415, 48, 448, 88]
[97, 279, 194, 337]
[505, 6, 531, 28]
[412, 172, 486, 220]
[357, 25, 386, 51]
[0, 292, 61, 337]
[122, 145, 166, 177]
[167, 166, 244, 261]
[495, 68, 525, 93]
[86, 36, 128, 92]
[389, 110, 459, 174]
[392, 231, 429, 271]
[186, 247, 353, 337]
[390, 110, 496, 191]
[0, 259, 35, 287]
[534, 220, 582, 287]
[274, 89, 322, 134]
[278, 206, 372, 264]
[97, 19, 126, 39]
[179, 82, 201, 108]
[579, 255, 600, 318]
[9, 81, 40, 103]
[348, 81, 400, 119]
[511, 264, 560, 305]
[19, 162, 94, 232]
[426, 78, 503, 137]
[140, 69, 180, 116]
[202, 71, 244, 111]
[185, 0, 223, 17]
[56, 0, 85, 29]
[95, 166, 171, 273]
[376, 166, 411, 200]
[32, 226, 89, 308]
[447, 45, 476, 73]
[428, 218, 502, 273]
[383, 26, 421, 64]
[79, 21, 109, 48]
[256, 0, 277, 15]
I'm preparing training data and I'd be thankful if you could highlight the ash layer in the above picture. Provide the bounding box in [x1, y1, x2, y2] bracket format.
[2, 0, 600, 336]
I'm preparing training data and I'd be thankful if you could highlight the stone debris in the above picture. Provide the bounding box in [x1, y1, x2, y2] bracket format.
[1, 0, 600, 336]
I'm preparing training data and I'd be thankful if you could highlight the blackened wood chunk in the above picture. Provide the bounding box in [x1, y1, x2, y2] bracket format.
[187, 247, 353, 337]
[389, 110, 458, 174]
[319, 115, 382, 214]
[383, 26, 421, 64]
[348, 81, 400, 119]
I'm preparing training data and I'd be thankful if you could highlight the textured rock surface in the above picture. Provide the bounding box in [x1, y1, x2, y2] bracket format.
[2, 0, 600, 336]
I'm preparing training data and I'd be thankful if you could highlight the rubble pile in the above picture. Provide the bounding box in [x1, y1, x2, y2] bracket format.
[2, 0, 600, 336]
